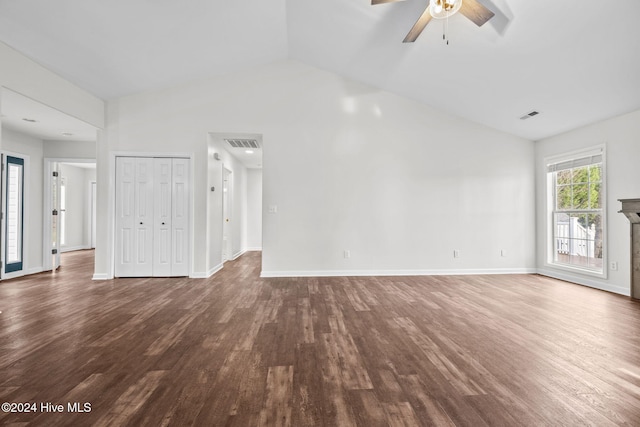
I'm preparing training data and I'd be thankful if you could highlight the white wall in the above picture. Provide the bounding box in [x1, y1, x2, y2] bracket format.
[535, 109, 640, 295]
[98, 60, 536, 278]
[1, 128, 44, 274]
[44, 140, 96, 159]
[246, 169, 263, 250]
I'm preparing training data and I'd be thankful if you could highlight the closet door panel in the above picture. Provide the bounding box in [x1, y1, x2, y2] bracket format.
[134, 158, 154, 276]
[153, 158, 172, 276]
[171, 158, 189, 276]
[115, 158, 136, 277]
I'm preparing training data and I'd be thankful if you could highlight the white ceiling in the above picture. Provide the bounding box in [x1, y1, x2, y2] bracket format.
[0, 0, 639, 140]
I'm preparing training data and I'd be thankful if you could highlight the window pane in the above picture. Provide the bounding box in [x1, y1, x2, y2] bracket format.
[6, 163, 23, 264]
[573, 184, 589, 209]
[589, 164, 602, 183]
[589, 213, 603, 260]
[589, 182, 601, 209]
[555, 213, 570, 238]
[557, 186, 572, 210]
[572, 166, 589, 183]
[61, 183, 66, 246]
[556, 170, 572, 185]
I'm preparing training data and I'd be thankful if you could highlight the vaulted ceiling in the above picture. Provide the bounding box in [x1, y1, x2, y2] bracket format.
[1, 0, 639, 140]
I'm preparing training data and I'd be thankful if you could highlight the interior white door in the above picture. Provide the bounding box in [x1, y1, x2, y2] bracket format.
[171, 158, 189, 276]
[153, 158, 172, 276]
[115, 157, 154, 277]
[222, 168, 230, 261]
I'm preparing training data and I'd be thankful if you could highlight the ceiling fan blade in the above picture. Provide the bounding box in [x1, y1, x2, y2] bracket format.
[459, 0, 495, 26]
[371, 0, 404, 4]
[403, 8, 432, 43]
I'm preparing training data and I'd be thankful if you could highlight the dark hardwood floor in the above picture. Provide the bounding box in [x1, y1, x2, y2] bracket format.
[1, 250, 640, 426]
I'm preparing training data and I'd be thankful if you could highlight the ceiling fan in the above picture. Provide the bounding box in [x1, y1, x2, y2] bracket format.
[372, 0, 495, 43]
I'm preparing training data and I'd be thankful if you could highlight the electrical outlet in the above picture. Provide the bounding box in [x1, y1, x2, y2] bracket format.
[610, 261, 618, 271]
[344, 250, 351, 259]
[268, 205, 278, 213]
[453, 250, 460, 258]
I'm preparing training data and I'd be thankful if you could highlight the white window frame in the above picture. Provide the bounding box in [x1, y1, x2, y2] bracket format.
[545, 146, 607, 279]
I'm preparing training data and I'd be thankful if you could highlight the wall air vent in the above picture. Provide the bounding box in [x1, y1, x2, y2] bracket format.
[225, 139, 260, 149]
[520, 110, 540, 120]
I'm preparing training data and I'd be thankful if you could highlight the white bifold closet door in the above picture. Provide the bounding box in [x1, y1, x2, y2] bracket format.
[115, 157, 189, 277]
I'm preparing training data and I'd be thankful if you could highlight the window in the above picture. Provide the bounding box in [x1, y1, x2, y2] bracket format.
[60, 178, 66, 246]
[5, 155, 25, 273]
[547, 150, 604, 274]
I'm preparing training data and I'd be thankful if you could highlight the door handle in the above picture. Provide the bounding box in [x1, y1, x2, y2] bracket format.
[139, 222, 143, 225]
[162, 222, 165, 225]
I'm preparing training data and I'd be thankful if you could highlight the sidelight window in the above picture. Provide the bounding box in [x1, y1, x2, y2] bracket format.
[5, 156, 25, 273]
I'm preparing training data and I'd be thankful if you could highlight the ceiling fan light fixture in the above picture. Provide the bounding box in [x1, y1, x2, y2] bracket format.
[429, 0, 462, 19]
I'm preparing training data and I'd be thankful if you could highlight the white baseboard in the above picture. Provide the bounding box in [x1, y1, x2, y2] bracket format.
[260, 267, 538, 278]
[537, 268, 629, 296]
[231, 249, 247, 261]
[246, 247, 262, 251]
[92, 273, 111, 280]
[26, 267, 44, 275]
[191, 263, 223, 279]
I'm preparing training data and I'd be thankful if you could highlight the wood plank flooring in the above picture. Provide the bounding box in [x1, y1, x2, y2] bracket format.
[1, 250, 640, 426]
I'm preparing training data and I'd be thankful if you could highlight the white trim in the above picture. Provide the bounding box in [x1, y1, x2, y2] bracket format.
[26, 267, 44, 275]
[537, 267, 628, 296]
[2, 270, 25, 280]
[246, 247, 262, 251]
[260, 268, 538, 278]
[191, 263, 223, 279]
[231, 249, 246, 260]
[92, 273, 110, 280]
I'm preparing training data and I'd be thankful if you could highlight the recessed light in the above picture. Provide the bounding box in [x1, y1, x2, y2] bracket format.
[245, 150, 254, 154]
[62, 132, 74, 136]
[22, 118, 37, 123]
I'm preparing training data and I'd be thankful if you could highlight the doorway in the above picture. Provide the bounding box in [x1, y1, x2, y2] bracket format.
[43, 159, 96, 272]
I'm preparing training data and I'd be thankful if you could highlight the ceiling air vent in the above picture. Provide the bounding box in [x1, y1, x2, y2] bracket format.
[225, 139, 260, 149]
[520, 110, 540, 120]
